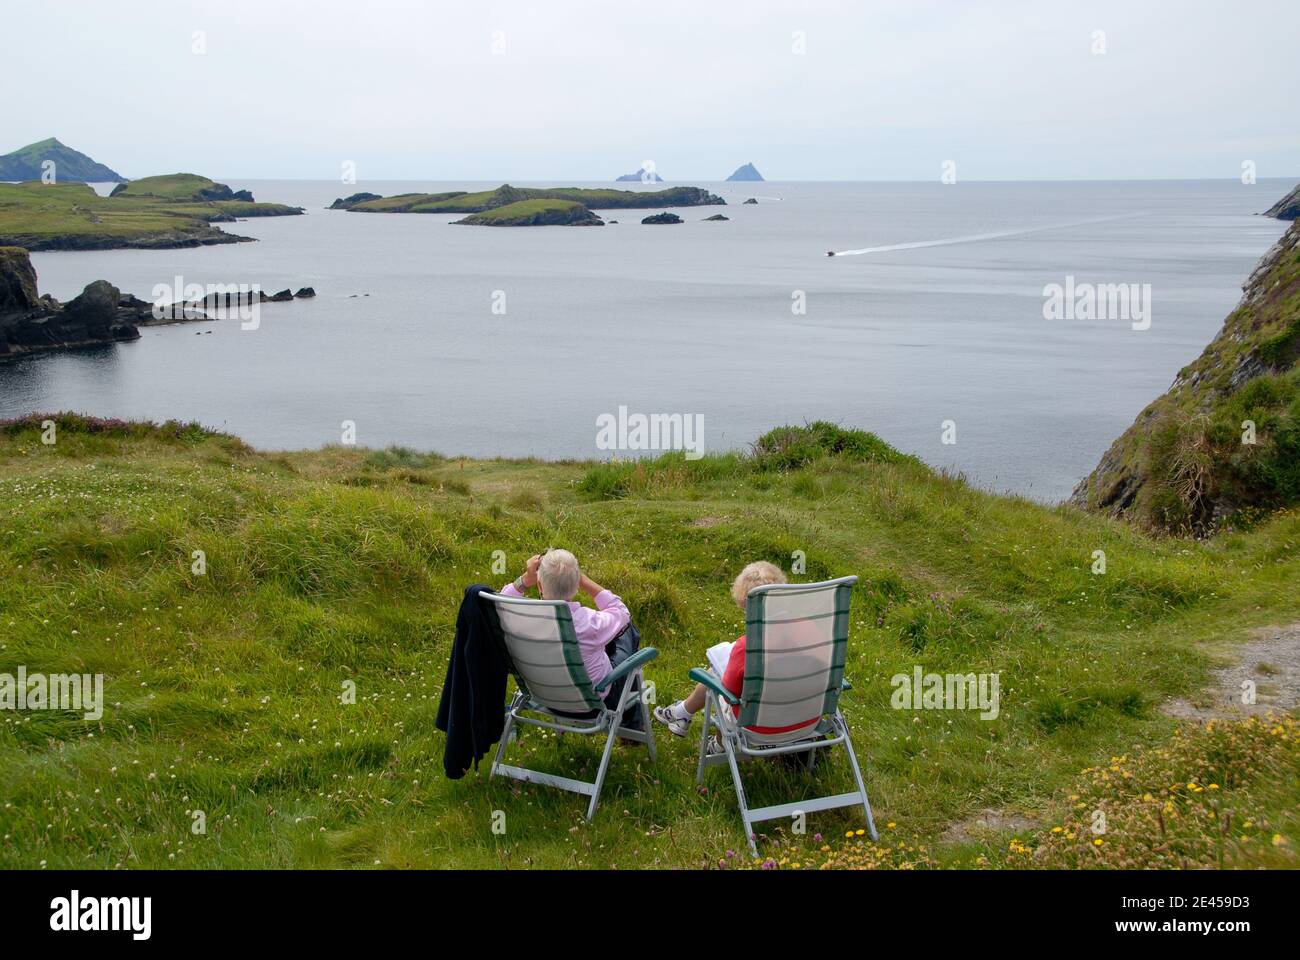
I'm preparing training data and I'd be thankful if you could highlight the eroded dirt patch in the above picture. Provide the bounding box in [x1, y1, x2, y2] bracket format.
[940, 808, 1040, 845]
[1162, 624, 1300, 721]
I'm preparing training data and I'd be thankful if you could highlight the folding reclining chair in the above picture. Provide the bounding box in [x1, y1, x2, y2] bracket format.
[690, 575, 877, 855]
[480, 591, 658, 821]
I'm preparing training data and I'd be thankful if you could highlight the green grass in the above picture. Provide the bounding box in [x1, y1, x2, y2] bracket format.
[454, 199, 601, 226]
[1, 416, 1297, 869]
[110, 174, 226, 200]
[0, 179, 299, 250]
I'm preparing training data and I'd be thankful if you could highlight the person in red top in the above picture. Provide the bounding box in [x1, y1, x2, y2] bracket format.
[653, 561, 818, 741]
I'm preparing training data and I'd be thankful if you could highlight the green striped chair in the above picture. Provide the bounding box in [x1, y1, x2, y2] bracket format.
[690, 575, 877, 854]
[480, 591, 658, 821]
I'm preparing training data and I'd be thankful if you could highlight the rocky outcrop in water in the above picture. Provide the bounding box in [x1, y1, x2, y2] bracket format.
[0, 247, 143, 357]
[641, 212, 682, 224]
[0, 246, 322, 357]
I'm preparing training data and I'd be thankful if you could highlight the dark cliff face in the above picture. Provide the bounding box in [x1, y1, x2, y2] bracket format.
[0, 246, 40, 311]
[1265, 182, 1300, 220]
[1070, 219, 1300, 533]
[0, 246, 143, 357]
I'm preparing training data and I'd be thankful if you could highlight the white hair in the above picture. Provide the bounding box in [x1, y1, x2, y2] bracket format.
[539, 549, 580, 601]
[731, 560, 786, 608]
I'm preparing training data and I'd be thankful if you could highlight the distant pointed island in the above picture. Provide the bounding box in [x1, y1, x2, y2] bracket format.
[725, 162, 765, 182]
[615, 167, 663, 182]
[0, 137, 125, 183]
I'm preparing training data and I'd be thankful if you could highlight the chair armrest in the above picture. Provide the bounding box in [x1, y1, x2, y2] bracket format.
[594, 647, 659, 692]
[688, 667, 741, 706]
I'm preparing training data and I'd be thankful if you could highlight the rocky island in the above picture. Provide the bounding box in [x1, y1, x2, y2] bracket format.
[0, 174, 303, 251]
[336, 183, 723, 227]
[641, 212, 682, 224]
[615, 167, 663, 182]
[725, 162, 765, 182]
[454, 200, 604, 226]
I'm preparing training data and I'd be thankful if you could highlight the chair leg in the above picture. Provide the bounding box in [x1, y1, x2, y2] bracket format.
[635, 670, 657, 762]
[587, 717, 619, 821]
[839, 713, 878, 841]
[722, 733, 758, 857]
[491, 694, 523, 777]
[695, 697, 712, 785]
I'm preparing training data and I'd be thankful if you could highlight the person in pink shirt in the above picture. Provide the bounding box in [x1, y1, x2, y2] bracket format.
[500, 548, 631, 692]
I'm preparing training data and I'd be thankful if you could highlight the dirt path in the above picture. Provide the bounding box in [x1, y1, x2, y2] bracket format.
[939, 624, 1300, 847]
[1162, 623, 1300, 720]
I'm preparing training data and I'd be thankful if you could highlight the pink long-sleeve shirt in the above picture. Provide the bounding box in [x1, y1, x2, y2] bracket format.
[499, 582, 631, 687]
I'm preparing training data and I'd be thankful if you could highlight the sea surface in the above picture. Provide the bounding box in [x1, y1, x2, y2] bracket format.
[1, 178, 1291, 502]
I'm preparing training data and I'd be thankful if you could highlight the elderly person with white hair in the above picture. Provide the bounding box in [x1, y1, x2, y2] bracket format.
[501, 549, 638, 715]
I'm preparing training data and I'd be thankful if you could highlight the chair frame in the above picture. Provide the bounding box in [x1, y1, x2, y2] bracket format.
[692, 575, 877, 855]
[480, 592, 657, 821]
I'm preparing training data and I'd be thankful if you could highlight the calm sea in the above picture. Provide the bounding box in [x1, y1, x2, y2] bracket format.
[1, 178, 1290, 501]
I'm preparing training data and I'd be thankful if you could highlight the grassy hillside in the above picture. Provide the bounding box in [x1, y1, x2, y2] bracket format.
[0, 137, 124, 183]
[0, 180, 300, 250]
[1073, 220, 1300, 533]
[109, 173, 227, 200]
[0, 416, 1296, 869]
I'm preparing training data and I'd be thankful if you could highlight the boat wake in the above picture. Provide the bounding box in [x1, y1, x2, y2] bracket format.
[827, 212, 1149, 257]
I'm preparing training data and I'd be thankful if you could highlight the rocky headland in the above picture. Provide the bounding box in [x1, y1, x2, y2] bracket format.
[1071, 206, 1300, 533]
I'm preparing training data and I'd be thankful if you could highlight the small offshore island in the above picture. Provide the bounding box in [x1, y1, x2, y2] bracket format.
[0, 170, 304, 251]
[329, 183, 724, 226]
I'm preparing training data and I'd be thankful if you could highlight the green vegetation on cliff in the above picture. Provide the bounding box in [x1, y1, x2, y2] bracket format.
[1, 416, 1296, 868]
[1072, 221, 1300, 533]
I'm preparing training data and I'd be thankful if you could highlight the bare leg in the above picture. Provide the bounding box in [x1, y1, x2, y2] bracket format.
[683, 682, 707, 715]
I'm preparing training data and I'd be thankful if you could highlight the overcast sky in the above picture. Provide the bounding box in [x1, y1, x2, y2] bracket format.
[8, 0, 1298, 182]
